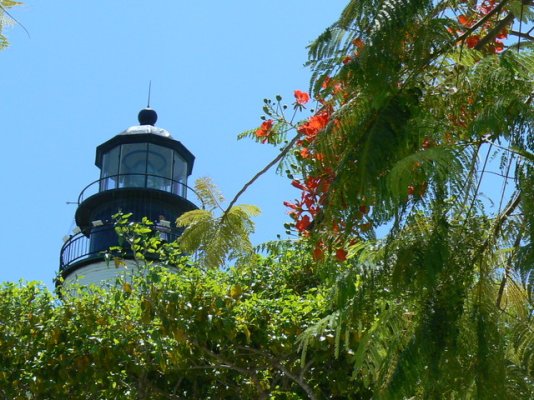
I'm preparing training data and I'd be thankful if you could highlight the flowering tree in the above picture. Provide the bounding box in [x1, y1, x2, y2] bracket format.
[235, 0, 534, 397]
[1, 1, 533, 398]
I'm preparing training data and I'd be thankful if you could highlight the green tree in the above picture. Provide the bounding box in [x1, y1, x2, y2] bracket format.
[0, 228, 339, 399]
[1, 1, 533, 399]
[239, 0, 533, 398]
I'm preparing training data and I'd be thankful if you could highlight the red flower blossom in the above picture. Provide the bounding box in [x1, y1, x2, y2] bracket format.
[466, 35, 480, 48]
[297, 112, 329, 140]
[342, 55, 352, 65]
[294, 90, 310, 105]
[335, 248, 348, 262]
[496, 29, 508, 39]
[352, 38, 365, 49]
[291, 179, 307, 191]
[283, 201, 299, 211]
[295, 215, 311, 232]
[458, 15, 471, 27]
[312, 242, 324, 261]
[255, 119, 274, 142]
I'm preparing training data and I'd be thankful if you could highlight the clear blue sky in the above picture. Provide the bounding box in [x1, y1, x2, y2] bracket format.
[0, 1, 348, 286]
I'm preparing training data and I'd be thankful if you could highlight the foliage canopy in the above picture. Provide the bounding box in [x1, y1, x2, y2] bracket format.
[1, 0, 533, 398]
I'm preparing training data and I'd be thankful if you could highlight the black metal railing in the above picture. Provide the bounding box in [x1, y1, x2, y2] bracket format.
[77, 173, 203, 206]
[59, 224, 182, 273]
[60, 231, 102, 272]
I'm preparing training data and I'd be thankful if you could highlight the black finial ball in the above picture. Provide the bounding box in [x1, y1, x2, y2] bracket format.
[138, 108, 158, 126]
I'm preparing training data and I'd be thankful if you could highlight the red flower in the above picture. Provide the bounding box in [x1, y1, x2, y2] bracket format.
[305, 176, 320, 190]
[335, 248, 348, 261]
[294, 90, 310, 105]
[458, 15, 471, 27]
[352, 38, 365, 49]
[297, 112, 329, 140]
[300, 148, 310, 158]
[313, 242, 324, 261]
[291, 179, 307, 191]
[466, 35, 480, 49]
[494, 40, 504, 53]
[313, 248, 324, 260]
[496, 29, 508, 39]
[283, 201, 299, 211]
[342, 55, 352, 65]
[255, 119, 274, 142]
[295, 215, 311, 232]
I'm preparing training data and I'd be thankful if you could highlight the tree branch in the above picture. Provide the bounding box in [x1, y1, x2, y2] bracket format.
[0, 4, 30, 38]
[456, 0, 511, 45]
[238, 345, 318, 400]
[197, 345, 268, 399]
[510, 30, 534, 42]
[222, 132, 303, 219]
[475, 13, 515, 50]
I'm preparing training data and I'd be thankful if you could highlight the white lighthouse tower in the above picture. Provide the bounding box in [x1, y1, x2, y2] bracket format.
[58, 108, 197, 287]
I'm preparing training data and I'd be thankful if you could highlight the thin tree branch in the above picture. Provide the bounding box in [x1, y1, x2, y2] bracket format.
[510, 30, 534, 41]
[456, 0, 511, 45]
[238, 345, 318, 400]
[0, 4, 30, 38]
[223, 132, 303, 219]
[474, 13, 515, 50]
[198, 345, 269, 399]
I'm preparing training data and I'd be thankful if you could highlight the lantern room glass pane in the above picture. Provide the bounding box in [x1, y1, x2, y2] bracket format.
[147, 144, 172, 191]
[119, 143, 147, 187]
[172, 152, 187, 197]
[100, 146, 120, 191]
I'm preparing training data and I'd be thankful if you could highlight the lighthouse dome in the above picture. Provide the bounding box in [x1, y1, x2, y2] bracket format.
[118, 107, 171, 137]
[119, 125, 172, 138]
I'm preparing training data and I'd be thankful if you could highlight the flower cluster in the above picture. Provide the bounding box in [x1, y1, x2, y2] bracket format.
[456, 0, 509, 53]
[255, 119, 274, 143]
[285, 170, 334, 232]
[252, 88, 360, 261]
[297, 112, 330, 142]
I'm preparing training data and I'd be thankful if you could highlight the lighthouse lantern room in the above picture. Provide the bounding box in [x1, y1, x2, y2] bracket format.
[59, 108, 197, 287]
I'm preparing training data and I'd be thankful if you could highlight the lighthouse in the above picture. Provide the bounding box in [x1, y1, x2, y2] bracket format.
[58, 108, 197, 287]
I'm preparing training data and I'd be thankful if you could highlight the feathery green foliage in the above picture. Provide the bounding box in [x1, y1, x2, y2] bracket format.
[242, 1, 533, 398]
[2, 1, 533, 398]
[0, 1, 21, 50]
[176, 178, 261, 269]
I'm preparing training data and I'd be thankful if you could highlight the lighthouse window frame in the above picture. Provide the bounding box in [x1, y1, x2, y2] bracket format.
[147, 144, 173, 191]
[119, 143, 148, 188]
[95, 134, 195, 198]
[172, 152, 187, 197]
[100, 146, 120, 191]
